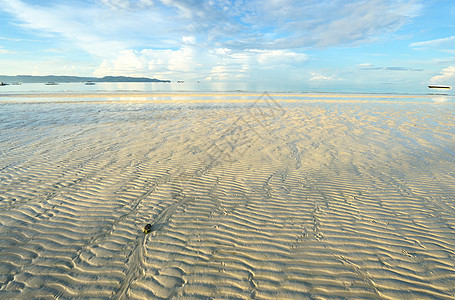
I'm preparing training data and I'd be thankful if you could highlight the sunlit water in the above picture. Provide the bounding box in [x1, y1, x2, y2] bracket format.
[0, 82, 454, 104]
[0, 81, 453, 94]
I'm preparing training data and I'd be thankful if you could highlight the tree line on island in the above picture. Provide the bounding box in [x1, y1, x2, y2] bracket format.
[0, 75, 171, 84]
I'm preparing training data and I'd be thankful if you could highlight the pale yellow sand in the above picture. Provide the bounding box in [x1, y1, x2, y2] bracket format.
[1, 93, 455, 299]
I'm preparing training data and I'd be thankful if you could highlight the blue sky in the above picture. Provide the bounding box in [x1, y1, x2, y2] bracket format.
[1, 0, 455, 89]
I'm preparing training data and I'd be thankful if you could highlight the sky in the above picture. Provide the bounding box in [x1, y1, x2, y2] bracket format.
[1, 0, 455, 90]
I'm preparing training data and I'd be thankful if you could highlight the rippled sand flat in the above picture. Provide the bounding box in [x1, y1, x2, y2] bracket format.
[1, 93, 455, 299]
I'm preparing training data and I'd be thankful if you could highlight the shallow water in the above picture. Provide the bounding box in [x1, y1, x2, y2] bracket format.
[1, 81, 454, 96]
[1, 93, 455, 298]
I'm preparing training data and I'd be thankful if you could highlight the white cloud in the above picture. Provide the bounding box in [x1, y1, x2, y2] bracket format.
[430, 66, 455, 84]
[94, 46, 308, 81]
[213, 48, 231, 55]
[94, 46, 207, 79]
[98, 0, 155, 10]
[182, 36, 196, 44]
[0, 0, 423, 55]
[0, 0, 128, 57]
[0, 0, 422, 80]
[410, 36, 455, 48]
[0, 0, 190, 59]
[0, 36, 26, 42]
[0, 57, 94, 76]
[0, 46, 15, 54]
[253, 49, 307, 66]
[310, 73, 338, 81]
[234, 0, 422, 48]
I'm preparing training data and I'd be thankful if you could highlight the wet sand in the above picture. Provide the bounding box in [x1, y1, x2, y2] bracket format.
[1, 93, 455, 299]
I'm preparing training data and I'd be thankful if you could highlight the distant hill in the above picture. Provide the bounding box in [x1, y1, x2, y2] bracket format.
[0, 75, 171, 83]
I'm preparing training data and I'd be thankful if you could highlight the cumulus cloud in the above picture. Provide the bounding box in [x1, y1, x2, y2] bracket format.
[94, 46, 308, 81]
[94, 45, 208, 79]
[207, 49, 308, 80]
[430, 66, 455, 84]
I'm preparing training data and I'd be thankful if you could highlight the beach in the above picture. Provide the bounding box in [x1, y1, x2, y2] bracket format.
[1, 92, 455, 299]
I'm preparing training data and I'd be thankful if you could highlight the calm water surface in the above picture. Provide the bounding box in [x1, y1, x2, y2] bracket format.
[0, 81, 454, 104]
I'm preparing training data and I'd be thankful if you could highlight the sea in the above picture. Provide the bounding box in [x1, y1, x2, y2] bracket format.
[0, 81, 453, 103]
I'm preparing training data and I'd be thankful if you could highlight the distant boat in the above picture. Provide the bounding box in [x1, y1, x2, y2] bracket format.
[0, 81, 8, 86]
[45, 82, 58, 85]
[428, 85, 451, 89]
[12, 82, 22, 85]
[84, 81, 95, 85]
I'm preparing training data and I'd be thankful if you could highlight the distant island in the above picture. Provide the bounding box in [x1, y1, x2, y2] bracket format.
[0, 75, 171, 84]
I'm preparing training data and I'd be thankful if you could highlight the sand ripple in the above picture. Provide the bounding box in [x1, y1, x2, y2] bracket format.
[1, 95, 455, 299]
